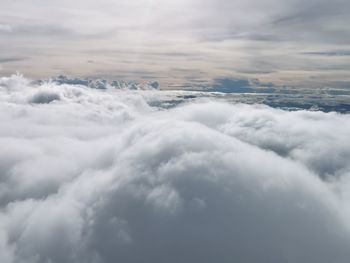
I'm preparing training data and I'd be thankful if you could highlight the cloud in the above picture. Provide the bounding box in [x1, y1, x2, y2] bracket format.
[302, 51, 350, 57]
[0, 24, 12, 33]
[0, 75, 350, 262]
[210, 78, 253, 93]
[206, 78, 276, 93]
[1, 0, 349, 88]
[13, 24, 76, 37]
[29, 90, 61, 104]
[0, 57, 27, 63]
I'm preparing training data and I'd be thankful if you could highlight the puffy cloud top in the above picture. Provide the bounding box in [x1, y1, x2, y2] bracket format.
[0, 75, 350, 263]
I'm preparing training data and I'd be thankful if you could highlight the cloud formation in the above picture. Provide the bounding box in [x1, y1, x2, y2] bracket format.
[0, 75, 350, 263]
[0, 0, 349, 88]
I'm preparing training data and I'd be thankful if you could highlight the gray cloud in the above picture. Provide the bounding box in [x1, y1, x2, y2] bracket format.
[0, 0, 349, 88]
[0, 24, 12, 33]
[13, 24, 76, 37]
[302, 51, 350, 57]
[202, 78, 276, 93]
[0, 75, 350, 263]
[0, 57, 27, 63]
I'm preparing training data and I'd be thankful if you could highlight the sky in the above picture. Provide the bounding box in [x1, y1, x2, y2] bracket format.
[0, 0, 350, 89]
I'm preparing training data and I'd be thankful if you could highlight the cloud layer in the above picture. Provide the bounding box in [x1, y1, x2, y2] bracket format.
[0, 75, 350, 263]
[1, 0, 350, 88]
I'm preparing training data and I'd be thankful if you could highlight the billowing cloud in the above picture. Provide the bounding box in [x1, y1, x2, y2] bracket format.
[0, 75, 350, 263]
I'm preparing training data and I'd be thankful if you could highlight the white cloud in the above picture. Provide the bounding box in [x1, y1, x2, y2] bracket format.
[0, 75, 350, 262]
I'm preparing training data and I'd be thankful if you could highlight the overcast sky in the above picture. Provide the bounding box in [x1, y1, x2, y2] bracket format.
[1, 0, 350, 88]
